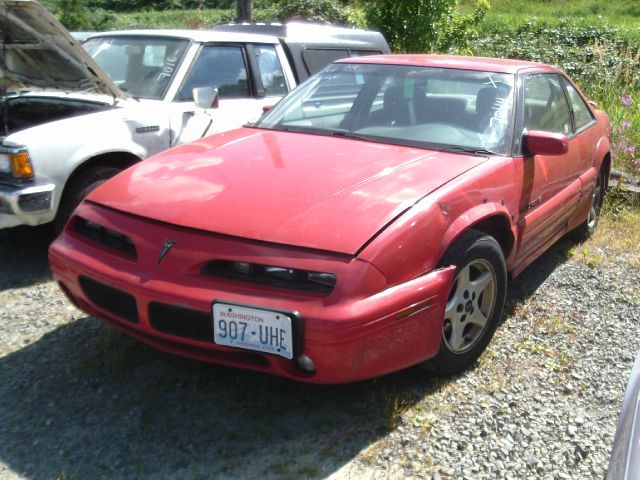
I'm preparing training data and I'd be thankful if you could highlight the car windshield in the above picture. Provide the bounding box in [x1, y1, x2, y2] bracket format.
[83, 36, 190, 100]
[256, 63, 516, 155]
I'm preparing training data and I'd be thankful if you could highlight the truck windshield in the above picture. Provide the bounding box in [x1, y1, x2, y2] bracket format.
[256, 63, 516, 155]
[83, 36, 189, 100]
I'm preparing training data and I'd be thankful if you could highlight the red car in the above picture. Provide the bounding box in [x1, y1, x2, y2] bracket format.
[49, 55, 611, 383]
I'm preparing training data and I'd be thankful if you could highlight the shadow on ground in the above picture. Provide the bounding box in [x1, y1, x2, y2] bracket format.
[0, 225, 55, 291]
[0, 236, 575, 479]
[0, 316, 455, 479]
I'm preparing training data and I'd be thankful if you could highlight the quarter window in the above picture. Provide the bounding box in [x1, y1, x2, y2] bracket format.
[177, 45, 249, 101]
[563, 79, 595, 131]
[524, 74, 571, 135]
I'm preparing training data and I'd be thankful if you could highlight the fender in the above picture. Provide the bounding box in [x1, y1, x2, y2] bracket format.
[593, 136, 612, 178]
[439, 202, 517, 266]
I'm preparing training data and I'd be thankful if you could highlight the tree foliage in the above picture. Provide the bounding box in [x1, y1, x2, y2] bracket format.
[57, 0, 114, 30]
[363, 0, 488, 53]
[271, 0, 352, 24]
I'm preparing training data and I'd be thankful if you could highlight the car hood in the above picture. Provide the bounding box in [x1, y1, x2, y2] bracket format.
[0, 0, 125, 99]
[89, 128, 488, 254]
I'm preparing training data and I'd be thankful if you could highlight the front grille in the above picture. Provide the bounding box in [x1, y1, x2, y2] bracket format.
[148, 302, 213, 342]
[75, 216, 137, 259]
[79, 276, 139, 324]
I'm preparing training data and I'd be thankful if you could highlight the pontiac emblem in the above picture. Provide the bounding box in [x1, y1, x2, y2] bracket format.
[157, 240, 176, 265]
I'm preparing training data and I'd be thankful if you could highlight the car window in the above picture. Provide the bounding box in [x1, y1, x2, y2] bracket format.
[254, 44, 288, 97]
[177, 45, 249, 101]
[256, 63, 516, 155]
[524, 74, 572, 135]
[302, 49, 350, 75]
[562, 79, 595, 131]
[83, 36, 189, 100]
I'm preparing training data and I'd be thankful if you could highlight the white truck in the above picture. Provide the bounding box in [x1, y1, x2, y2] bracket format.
[0, 0, 389, 231]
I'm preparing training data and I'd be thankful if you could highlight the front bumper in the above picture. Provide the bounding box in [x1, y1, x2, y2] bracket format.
[49, 203, 454, 384]
[0, 182, 56, 228]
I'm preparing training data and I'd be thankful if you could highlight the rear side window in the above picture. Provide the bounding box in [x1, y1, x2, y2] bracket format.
[302, 49, 350, 75]
[562, 79, 595, 131]
[524, 74, 571, 135]
[177, 45, 249, 101]
[254, 44, 288, 96]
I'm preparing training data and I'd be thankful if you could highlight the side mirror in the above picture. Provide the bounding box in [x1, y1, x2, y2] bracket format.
[262, 105, 274, 113]
[193, 86, 219, 109]
[523, 130, 568, 156]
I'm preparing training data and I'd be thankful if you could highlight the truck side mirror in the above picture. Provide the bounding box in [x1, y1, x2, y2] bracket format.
[193, 87, 219, 109]
[523, 130, 568, 156]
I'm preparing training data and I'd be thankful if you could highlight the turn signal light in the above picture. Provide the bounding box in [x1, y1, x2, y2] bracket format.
[10, 151, 33, 179]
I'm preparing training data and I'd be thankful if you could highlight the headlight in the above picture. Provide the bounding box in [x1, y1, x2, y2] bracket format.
[0, 153, 9, 173]
[204, 260, 337, 293]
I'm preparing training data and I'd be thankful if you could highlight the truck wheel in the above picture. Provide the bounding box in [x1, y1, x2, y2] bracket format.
[425, 229, 507, 376]
[54, 166, 120, 234]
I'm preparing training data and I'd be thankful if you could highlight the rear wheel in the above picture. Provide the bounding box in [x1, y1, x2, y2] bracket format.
[569, 167, 606, 242]
[425, 230, 507, 375]
[54, 166, 120, 234]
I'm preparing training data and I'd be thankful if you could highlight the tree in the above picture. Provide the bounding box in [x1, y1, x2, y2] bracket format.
[363, 0, 488, 53]
[236, 0, 252, 22]
[272, 0, 351, 24]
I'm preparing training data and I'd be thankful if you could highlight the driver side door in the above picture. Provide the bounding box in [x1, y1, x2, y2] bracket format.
[516, 73, 583, 261]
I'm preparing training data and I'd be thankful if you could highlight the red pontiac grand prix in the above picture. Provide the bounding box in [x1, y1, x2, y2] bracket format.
[49, 55, 611, 383]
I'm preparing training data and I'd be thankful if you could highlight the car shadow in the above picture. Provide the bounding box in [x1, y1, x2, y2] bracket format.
[0, 315, 454, 479]
[0, 224, 55, 291]
[503, 237, 574, 318]
[0, 237, 575, 479]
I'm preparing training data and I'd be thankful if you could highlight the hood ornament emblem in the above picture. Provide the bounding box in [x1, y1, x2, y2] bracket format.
[157, 240, 176, 265]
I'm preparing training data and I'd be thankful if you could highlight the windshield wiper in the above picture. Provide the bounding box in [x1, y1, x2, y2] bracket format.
[326, 130, 368, 141]
[438, 146, 500, 156]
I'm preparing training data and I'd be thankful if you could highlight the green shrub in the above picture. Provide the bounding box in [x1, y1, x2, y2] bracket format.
[271, 0, 353, 24]
[472, 19, 640, 178]
[363, 0, 488, 53]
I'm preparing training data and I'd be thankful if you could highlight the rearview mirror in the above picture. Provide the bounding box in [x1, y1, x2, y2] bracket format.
[193, 87, 219, 109]
[523, 130, 568, 156]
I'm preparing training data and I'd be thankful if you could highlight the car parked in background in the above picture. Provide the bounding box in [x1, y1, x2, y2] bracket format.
[50, 55, 610, 383]
[607, 350, 640, 480]
[0, 0, 389, 231]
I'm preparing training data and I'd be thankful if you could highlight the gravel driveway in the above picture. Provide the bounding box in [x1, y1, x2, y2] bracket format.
[0, 223, 638, 479]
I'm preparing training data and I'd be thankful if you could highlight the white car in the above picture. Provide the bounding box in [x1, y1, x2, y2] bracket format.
[0, 0, 389, 231]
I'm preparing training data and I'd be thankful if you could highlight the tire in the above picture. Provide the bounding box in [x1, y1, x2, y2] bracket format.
[568, 167, 606, 242]
[425, 229, 507, 376]
[54, 166, 121, 234]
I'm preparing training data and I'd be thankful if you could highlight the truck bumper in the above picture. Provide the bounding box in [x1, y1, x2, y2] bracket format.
[0, 183, 56, 228]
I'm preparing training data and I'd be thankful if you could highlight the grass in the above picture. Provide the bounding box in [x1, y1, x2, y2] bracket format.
[583, 204, 640, 267]
[484, 0, 640, 25]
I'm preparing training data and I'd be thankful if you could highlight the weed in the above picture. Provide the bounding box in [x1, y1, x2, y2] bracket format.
[383, 394, 413, 432]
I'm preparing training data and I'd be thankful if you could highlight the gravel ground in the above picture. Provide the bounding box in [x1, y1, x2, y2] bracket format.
[0, 223, 638, 479]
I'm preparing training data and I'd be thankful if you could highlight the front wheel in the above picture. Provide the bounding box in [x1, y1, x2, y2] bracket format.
[54, 166, 121, 234]
[425, 230, 507, 376]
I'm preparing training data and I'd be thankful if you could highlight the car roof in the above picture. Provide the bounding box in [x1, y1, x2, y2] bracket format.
[212, 22, 388, 49]
[339, 54, 557, 74]
[85, 29, 280, 44]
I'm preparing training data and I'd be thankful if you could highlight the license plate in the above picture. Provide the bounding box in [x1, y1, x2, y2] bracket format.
[212, 303, 294, 359]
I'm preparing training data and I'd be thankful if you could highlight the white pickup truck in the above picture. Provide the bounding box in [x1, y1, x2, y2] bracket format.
[0, 0, 389, 231]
